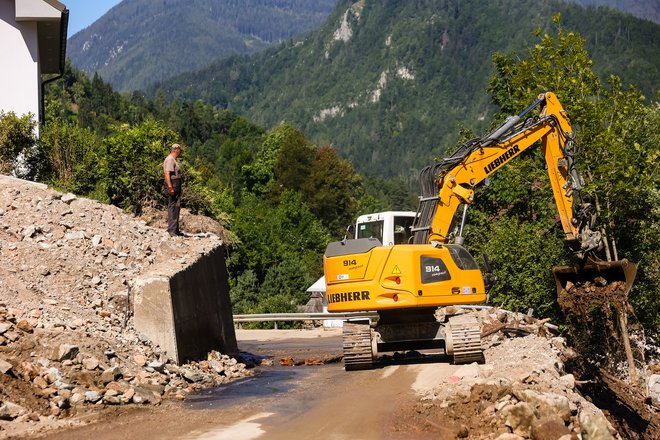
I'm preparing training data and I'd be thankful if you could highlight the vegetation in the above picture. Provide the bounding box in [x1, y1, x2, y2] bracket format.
[462, 16, 659, 335]
[0, 112, 37, 177]
[153, 0, 659, 184]
[1, 5, 656, 337]
[67, 0, 337, 92]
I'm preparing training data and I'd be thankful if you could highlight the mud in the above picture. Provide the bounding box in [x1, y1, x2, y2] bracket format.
[556, 275, 659, 439]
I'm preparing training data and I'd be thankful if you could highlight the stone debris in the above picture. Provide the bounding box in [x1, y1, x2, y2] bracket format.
[0, 176, 249, 436]
[404, 307, 628, 439]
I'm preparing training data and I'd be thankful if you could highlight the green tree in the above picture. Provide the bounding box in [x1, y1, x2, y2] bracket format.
[101, 120, 179, 212]
[0, 112, 37, 176]
[482, 15, 659, 334]
[242, 123, 308, 196]
[38, 120, 101, 194]
[303, 145, 363, 237]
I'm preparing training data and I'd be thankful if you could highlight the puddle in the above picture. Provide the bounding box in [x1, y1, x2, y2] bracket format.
[186, 367, 307, 410]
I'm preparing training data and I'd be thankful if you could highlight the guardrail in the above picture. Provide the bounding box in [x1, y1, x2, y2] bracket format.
[232, 306, 558, 331]
[233, 312, 377, 329]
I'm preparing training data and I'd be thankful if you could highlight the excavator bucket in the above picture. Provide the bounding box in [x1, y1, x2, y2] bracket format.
[552, 258, 637, 305]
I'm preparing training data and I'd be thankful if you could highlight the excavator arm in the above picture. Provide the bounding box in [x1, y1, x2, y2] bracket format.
[412, 92, 602, 258]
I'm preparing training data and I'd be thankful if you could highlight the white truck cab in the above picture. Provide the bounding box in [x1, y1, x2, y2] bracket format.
[354, 211, 417, 246]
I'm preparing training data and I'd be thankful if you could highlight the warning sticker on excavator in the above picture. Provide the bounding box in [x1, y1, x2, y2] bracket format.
[392, 266, 401, 274]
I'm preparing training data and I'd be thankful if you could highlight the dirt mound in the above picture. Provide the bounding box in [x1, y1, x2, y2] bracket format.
[140, 205, 232, 242]
[396, 308, 659, 440]
[0, 176, 248, 438]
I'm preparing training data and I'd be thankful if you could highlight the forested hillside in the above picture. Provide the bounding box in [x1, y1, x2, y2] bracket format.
[67, 0, 337, 92]
[571, 0, 660, 23]
[152, 0, 659, 183]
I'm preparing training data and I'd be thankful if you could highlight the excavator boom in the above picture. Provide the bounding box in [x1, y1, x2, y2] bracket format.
[412, 92, 600, 258]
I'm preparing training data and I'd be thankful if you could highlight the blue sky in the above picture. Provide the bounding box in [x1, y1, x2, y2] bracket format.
[65, 0, 123, 36]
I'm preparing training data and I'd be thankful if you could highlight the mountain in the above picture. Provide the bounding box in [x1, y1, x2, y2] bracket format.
[570, 0, 660, 24]
[67, 0, 337, 92]
[151, 0, 660, 181]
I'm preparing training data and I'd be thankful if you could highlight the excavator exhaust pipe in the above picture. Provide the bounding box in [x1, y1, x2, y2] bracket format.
[552, 258, 637, 299]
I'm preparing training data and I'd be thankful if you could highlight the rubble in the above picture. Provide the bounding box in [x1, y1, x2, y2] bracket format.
[399, 307, 659, 439]
[0, 176, 249, 437]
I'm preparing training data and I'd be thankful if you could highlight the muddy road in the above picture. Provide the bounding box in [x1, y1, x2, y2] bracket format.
[35, 329, 459, 440]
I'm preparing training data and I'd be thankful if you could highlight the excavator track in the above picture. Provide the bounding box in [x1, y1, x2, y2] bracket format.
[446, 314, 483, 364]
[342, 320, 374, 371]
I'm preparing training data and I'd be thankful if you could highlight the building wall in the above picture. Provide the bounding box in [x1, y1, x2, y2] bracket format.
[0, 0, 40, 120]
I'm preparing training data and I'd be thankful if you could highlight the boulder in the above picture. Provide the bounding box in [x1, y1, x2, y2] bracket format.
[579, 410, 615, 440]
[503, 402, 536, 436]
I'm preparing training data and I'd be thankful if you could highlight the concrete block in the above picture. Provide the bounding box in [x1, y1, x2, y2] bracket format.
[134, 245, 237, 364]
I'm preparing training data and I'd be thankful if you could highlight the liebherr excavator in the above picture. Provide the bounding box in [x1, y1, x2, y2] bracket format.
[324, 92, 635, 371]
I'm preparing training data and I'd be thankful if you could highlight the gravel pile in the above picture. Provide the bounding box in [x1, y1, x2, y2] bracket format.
[403, 308, 624, 439]
[0, 176, 249, 437]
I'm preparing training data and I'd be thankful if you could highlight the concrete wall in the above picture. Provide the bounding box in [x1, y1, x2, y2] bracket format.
[133, 245, 238, 364]
[0, 0, 40, 119]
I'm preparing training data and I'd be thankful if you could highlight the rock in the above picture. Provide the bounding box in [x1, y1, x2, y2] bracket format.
[52, 344, 79, 362]
[22, 225, 37, 239]
[279, 356, 295, 366]
[147, 361, 165, 372]
[133, 354, 147, 366]
[4, 331, 19, 342]
[181, 369, 205, 383]
[101, 366, 123, 384]
[92, 235, 102, 246]
[594, 276, 608, 287]
[0, 401, 27, 420]
[70, 392, 85, 405]
[122, 387, 135, 403]
[0, 322, 12, 334]
[579, 410, 615, 440]
[648, 374, 660, 407]
[495, 434, 525, 440]
[132, 387, 160, 404]
[37, 265, 50, 276]
[503, 402, 536, 436]
[515, 389, 571, 422]
[16, 319, 33, 333]
[559, 374, 575, 391]
[0, 357, 13, 374]
[33, 376, 48, 389]
[61, 193, 77, 204]
[531, 417, 571, 440]
[84, 391, 102, 403]
[45, 367, 62, 385]
[64, 230, 85, 240]
[51, 396, 70, 410]
[82, 357, 100, 370]
[451, 362, 481, 381]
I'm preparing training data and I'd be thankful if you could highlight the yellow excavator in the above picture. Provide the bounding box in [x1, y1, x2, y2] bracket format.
[324, 92, 635, 370]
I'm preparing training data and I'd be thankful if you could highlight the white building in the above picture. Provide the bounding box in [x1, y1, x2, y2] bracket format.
[0, 0, 68, 124]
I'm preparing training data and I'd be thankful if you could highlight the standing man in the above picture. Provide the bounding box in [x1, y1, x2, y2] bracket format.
[163, 143, 183, 236]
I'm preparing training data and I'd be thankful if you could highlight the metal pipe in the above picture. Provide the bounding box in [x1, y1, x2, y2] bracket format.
[458, 204, 468, 238]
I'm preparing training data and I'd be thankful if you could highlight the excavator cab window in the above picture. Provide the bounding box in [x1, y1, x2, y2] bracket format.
[393, 216, 415, 244]
[445, 245, 480, 270]
[357, 220, 384, 243]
